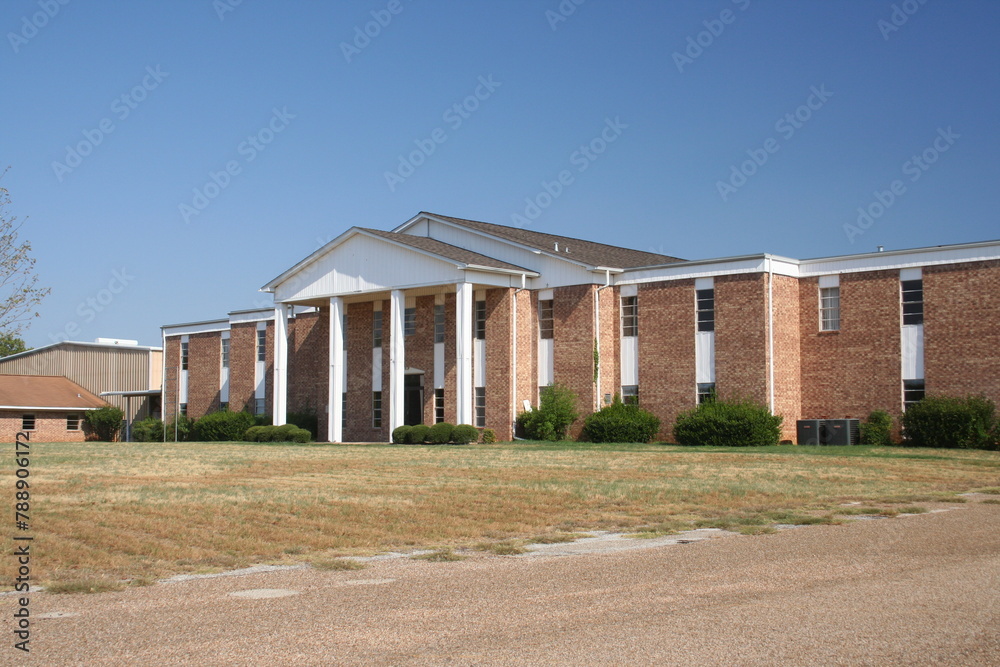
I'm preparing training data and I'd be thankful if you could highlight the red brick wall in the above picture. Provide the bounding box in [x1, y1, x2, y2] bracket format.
[924, 260, 1000, 403]
[799, 271, 901, 420]
[345, 302, 377, 442]
[186, 332, 222, 419]
[715, 273, 769, 405]
[771, 274, 802, 440]
[229, 323, 258, 415]
[407, 296, 436, 426]
[443, 293, 458, 425]
[288, 309, 329, 436]
[163, 336, 180, 423]
[638, 280, 697, 441]
[553, 284, 598, 437]
[514, 289, 536, 418]
[1, 412, 89, 442]
[597, 287, 619, 408]
[379, 300, 391, 442]
[485, 288, 515, 439]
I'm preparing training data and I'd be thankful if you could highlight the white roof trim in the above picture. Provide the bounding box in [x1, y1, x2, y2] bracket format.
[161, 319, 231, 337]
[0, 340, 162, 364]
[0, 406, 101, 412]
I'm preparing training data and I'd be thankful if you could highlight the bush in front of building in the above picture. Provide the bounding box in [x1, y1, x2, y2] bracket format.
[581, 397, 661, 443]
[194, 410, 256, 442]
[408, 424, 430, 444]
[517, 384, 579, 441]
[85, 406, 125, 442]
[481, 428, 497, 444]
[165, 415, 194, 441]
[673, 399, 782, 447]
[428, 422, 454, 444]
[392, 425, 412, 444]
[860, 410, 894, 446]
[451, 424, 479, 444]
[901, 395, 997, 450]
[131, 417, 166, 442]
[287, 409, 319, 440]
[242, 424, 311, 443]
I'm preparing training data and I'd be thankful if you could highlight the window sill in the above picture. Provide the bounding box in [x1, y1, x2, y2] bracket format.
[817, 329, 840, 336]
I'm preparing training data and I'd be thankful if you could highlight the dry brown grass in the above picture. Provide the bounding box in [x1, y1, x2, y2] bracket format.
[3, 441, 998, 590]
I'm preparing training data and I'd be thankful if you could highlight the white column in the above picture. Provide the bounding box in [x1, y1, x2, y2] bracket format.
[328, 297, 344, 442]
[389, 290, 405, 431]
[272, 304, 289, 426]
[456, 282, 473, 425]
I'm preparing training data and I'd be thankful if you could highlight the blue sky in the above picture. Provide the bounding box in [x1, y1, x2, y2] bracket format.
[3, 0, 998, 349]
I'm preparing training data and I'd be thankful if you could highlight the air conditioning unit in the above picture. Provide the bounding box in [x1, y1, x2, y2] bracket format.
[797, 419, 860, 446]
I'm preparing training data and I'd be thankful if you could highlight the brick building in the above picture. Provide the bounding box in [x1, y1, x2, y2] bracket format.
[0, 375, 107, 442]
[161, 212, 1000, 443]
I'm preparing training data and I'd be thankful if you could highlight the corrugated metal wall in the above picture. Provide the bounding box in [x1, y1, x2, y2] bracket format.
[0, 345, 162, 421]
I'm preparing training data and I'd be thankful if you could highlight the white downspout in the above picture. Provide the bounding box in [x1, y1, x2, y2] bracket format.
[767, 256, 776, 414]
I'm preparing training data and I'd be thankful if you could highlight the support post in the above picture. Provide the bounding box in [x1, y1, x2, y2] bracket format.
[456, 282, 473, 425]
[273, 304, 289, 426]
[328, 297, 344, 442]
[389, 290, 405, 431]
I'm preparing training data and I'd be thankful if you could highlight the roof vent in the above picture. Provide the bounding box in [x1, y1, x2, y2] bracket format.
[564, 245, 569, 253]
[877, 245, 884, 252]
[554, 242, 559, 252]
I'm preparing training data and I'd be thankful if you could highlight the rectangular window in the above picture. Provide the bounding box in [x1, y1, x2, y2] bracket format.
[66, 414, 80, 431]
[434, 304, 445, 343]
[180, 403, 188, 417]
[475, 387, 486, 427]
[373, 310, 383, 348]
[901, 279, 923, 325]
[342, 315, 348, 350]
[342, 392, 347, 429]
[539, 299, 554, 339]
[221, 338, 230, 368]
[903, 380, 925, 410]
[696, 289, 714, 332]
[21, 414, 35, 431]
[181, 341, 189, 370]
[404, 308, 416, 336]
[257, 329, 267, 362]
[697, 383, 716, 404]
[622, 385, 638, 405]
[621, 296, 638, 337]
[372, 391, 382, 428]
[434, 388, 445, 423]
[475, 300, 486, 340]
[820, 286, 841, 331]
[253, 398, 264, 416]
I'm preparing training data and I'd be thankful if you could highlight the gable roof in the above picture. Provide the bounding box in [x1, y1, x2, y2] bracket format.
[402, 212, 686, 269]
[357, 228, 537, 274]
[0, 375, 107, 411]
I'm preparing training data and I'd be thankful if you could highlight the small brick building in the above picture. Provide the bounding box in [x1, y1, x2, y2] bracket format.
[0, 375, 107, 442]
[161, 212, 1000, 443]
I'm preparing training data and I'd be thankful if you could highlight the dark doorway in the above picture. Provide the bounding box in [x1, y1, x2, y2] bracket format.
[404, 374, 423, 426]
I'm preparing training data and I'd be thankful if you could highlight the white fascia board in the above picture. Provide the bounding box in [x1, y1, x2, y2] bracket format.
[161, 319, 231, 337]
[797, 240, 1000, 277]
[616, 255, 771, 286]
[0, 406, 101, 411]
[229, 309, 276, 325]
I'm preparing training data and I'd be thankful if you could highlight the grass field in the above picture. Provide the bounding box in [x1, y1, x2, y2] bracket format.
[4, 440, 1000, 592]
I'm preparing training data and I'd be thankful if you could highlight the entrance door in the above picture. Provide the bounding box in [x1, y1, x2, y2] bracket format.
[404, 374, 423, 426]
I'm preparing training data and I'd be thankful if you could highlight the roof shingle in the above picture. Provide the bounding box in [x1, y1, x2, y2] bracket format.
[0, 376, 107, 410]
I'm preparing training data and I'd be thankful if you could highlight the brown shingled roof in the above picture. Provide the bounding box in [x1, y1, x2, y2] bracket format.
[0, 375, 107, 410]
[359, 227, 538, 274]
[422, 212, 685, 269]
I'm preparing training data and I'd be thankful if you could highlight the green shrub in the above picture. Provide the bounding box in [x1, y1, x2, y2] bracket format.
[392, 425, 412, 444]
[428, 422, 454, 444]
[581, 399, 661, 443]
[860, 410, 894, 446]
[287, 409, 318, 440]
[244, 425, 267, 442]
[131, 417, 165, 442]
[674, 399, 782, 447]
[408, 424, 430, 444]
[451, 424, 479, 444]
[243, 424, 312, 443]
[253, 413, 273, 426]
[194, 410, 256, 442]
[902, 395, 997, 449]
[84, 406, 125, 442]
[481, 428, 497, 444]
[164, 415, 194, 441]
[517, 384, 579, 441]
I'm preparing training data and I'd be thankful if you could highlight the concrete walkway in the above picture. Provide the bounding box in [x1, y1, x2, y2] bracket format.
[6, 500, 999, 665]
